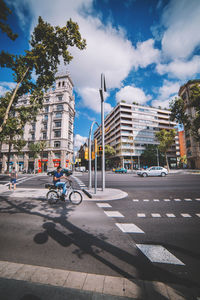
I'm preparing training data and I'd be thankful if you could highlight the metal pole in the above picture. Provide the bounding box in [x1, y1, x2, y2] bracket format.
[94, 152, 97, 194]
[88, 137, 92, 189]
[101, 99, 105, 190]
[138, 155, 140, 169]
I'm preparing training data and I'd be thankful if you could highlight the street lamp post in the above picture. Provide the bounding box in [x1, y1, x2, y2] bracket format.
[157, 147, 160, 166]
[99, 73, 106, 191]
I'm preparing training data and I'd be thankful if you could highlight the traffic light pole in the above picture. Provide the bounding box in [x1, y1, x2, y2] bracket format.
[88, 121, 99, 190]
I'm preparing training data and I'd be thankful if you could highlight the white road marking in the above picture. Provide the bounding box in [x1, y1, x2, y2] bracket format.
[136, 244, 185, 265]
[143, 199, 149, 201]
[153, 199, 159, 202]
[104, 211, 124, 218]
[195, 198, 200, 201]
[196, 214, 200, 217]
[116, 223, 144, 233]
[151, 213, 161, 218]
[181, 213, 191, 218]
[164, 199, 170, 202]
[137, 213, 146, 218]
[4, 176, 27, 186]
[166, 214, 176, 218]
[97, 203, 112, 208]
[184, 198, 192, 201]
[174, 198, 181, 201]
[133, 199, 139, 202]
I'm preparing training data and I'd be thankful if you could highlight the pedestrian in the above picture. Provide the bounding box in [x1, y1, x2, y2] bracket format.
[9, 167, 17, 190]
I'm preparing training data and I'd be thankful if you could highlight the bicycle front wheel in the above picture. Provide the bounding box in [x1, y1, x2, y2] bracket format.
[46, 190, 59, 204]
[69, 191, 82, 205]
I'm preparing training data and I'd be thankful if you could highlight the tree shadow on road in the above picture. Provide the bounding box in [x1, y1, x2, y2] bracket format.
[0, 196, 199, 299]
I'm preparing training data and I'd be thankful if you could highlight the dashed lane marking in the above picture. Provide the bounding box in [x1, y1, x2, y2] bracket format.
[153, 199, 159, 202]
[196, 214, 200, 217]
[166, 214, 176, 218]
[137, 213, 146, 218]
[196, 198, 200, 201]
[104, 211, 124, 218]
[136, 244, 185, 265]
[143, 199, 149, 202]
[151, 213, 161, 218]
[181, 213, 191, 218]
[132, 199, 139, 202]
[164, 199, 170, 202]
[97, 203, 112, 208]
[184, 198, 192, 201]
[174, 198, 181, 201]
[116, 223, 144, 233]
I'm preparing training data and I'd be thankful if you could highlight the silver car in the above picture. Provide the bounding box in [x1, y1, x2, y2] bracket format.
[137, 166, 168, 177]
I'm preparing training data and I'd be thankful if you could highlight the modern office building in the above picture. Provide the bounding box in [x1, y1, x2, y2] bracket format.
[94, 102, 179, 169]
[0, 73, 75, 172]
[178, 80, 200, 169]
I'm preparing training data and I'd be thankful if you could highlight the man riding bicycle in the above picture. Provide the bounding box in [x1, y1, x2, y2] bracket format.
[53, 166, 71, 201]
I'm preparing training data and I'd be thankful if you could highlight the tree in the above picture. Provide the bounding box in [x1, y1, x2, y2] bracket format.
[39, 141, 47, 172]
[28, 142, 41, 173]
[170, 83, 200, 142]
[0, 0, 18, 40]
[140, 144, 165, 167]
[13, 139, 27, 170]
[0, 16, 86, 133]
[105, 145, 116, 170]
[155, 129, 176, 171]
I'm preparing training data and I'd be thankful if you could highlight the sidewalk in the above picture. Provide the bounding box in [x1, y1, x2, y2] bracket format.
[0, 260, 199, 300]
[0, 186, 128, 201]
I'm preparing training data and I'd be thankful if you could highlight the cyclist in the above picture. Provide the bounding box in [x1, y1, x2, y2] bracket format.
[53, 166, 71, 201]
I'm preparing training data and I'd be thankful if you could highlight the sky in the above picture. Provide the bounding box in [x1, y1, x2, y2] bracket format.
[1, 0, 200, 149]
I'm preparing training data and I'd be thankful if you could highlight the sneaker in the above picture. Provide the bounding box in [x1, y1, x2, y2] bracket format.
[60, 195, 65, 201]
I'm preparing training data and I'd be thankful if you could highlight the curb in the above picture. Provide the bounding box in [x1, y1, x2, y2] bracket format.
[82, 189, 92, 199]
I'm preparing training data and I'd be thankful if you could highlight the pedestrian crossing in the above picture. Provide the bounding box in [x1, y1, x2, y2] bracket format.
[133, 198, 200, 202]
[96, 200, 200, 266]
[71, 176, 86, 189]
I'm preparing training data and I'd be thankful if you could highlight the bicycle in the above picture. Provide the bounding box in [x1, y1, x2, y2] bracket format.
[45, 180, 82, 205]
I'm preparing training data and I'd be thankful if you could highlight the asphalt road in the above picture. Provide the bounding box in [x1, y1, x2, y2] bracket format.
[0, 171, 200, 290]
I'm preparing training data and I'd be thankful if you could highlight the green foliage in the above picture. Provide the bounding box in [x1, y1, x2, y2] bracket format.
[105, 145, 116, 158]
[140, 144, 165, 167]
[155, 129, 176, 170]
[169, 97, 189, 127]
[0, 0, 18, 40]
[28, 142, 41, 159]
[0, 16, 86, 133]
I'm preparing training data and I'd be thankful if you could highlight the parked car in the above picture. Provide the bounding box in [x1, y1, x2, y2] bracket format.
[47, 168, 72, 177]
[137, 166, 168, 177]
[114, 168, 127, 174]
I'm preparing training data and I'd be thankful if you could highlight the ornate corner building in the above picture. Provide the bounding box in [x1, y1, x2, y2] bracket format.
[179, 80, 200, 169]
[0, 73, 75, 172]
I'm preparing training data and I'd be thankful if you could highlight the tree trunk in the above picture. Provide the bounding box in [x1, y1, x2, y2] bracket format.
[7, 140, 12, 172]
[0, 67, 29, 133]
[165, 152, 170, 172]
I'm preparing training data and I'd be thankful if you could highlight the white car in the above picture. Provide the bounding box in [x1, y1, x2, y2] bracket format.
[137, 166, 168, 177]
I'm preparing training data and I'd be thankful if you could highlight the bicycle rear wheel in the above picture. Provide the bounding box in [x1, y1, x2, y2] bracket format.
[46, 190, 59, 204]
[69, 191, 82, 205]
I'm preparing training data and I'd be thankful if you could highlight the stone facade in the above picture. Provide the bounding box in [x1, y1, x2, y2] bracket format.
[179, 80, 200, 169]
[0, 73, 75, 172]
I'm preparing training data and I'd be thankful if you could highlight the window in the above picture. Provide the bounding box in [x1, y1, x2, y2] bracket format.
[44, 106, 49, 113]
[56, 104, 63, 111]
[55, 112, 62, 118]
[57, 95, 63, 101]
[55, 152, 61, 158]
[58, 82, 61, 87]
[44, 123, 48, 130]
[54, 141, 60, 148]
[54, 130, 61, 137]
[62, 81, 65, 86]
[54, 121, 61, 128]
[43, 132, 47, 139]
[31, 134, 35, 140]
[45, 98, 49, 102]
[44, 114, 48, 121]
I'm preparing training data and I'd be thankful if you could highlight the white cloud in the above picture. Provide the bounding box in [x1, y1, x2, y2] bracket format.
[10, 0, 160, 113]
[74, 134, 87, 149]
[156, 56, 200, 79]
[151, 98, 171, 109]
[116, 85, 152, 105]
[0, 82, 16, 96]
[151, 80, 180, 109]
[161, 0, 200, 60]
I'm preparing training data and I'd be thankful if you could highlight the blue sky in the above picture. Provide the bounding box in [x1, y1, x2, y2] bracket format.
[1, 0, 200, 148]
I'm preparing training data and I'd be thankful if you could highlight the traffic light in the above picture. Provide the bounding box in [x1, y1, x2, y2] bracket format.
[98, 145, 103, 156]
[84, 147, 88, 160]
